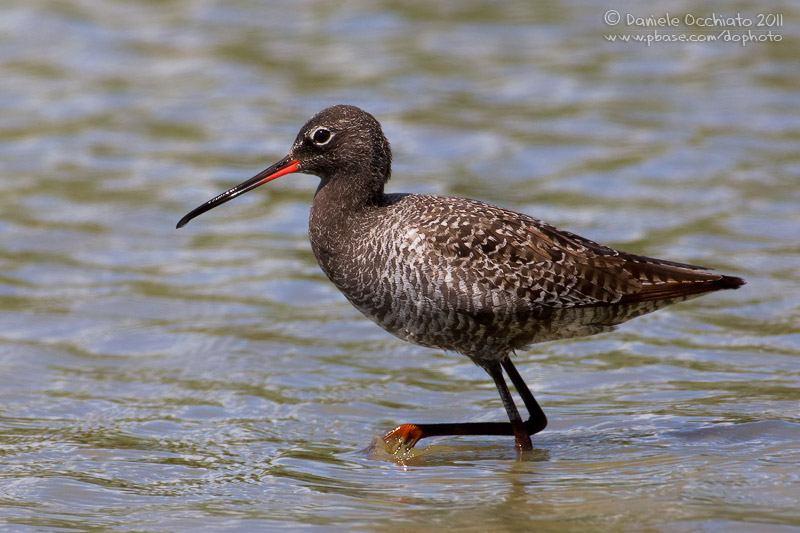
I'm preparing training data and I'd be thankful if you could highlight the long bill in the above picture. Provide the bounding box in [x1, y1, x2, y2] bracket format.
[176, 156, 301, 228]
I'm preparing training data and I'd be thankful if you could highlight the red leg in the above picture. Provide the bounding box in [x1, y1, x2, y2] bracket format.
[382, 358, 544, 451]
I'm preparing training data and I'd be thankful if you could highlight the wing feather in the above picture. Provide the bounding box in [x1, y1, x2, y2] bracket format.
[396, 195, 743, 311]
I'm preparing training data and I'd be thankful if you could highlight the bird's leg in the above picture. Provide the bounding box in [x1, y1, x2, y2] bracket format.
[382, 360, 536, 452]
[382, 420, 532, 451]
[501, 358, 547, 436]
[485, 361, 533, 451]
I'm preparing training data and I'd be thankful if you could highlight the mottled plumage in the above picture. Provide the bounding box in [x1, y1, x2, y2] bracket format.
[310, 191, 740, 365]
[178, 105, 745, 452]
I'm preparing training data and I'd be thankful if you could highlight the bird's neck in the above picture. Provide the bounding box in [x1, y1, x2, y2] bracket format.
[308, 174, 385, 287]
[312, 171, 386, 213]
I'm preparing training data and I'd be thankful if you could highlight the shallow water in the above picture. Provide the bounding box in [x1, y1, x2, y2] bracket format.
[1, 0, 799, 530]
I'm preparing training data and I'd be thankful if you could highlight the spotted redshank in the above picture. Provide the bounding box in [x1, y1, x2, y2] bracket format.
[177, 105, 745, 452]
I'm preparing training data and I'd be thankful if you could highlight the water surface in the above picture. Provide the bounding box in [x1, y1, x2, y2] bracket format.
[1, 0, 798, 530]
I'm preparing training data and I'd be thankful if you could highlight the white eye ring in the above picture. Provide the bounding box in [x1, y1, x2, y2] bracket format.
[310, 126, 334, 145]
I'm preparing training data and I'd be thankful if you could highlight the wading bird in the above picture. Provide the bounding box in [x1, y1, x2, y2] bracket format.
[178, 105, 744, 452]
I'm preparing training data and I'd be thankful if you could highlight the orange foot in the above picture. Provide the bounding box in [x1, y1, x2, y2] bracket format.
[382, 424, 425, 452]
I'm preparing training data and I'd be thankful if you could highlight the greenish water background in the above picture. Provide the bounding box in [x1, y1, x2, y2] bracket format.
[1, 0, 798, 531]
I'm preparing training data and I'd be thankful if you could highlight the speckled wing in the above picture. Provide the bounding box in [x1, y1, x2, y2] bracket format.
[395, 195, 742, 312]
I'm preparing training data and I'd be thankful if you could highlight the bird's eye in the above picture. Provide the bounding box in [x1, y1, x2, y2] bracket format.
[311, 127, 333, 145]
